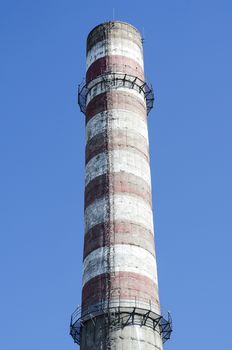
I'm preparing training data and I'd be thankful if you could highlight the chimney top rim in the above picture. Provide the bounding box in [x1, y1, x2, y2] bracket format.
[87, 20, 142, 41]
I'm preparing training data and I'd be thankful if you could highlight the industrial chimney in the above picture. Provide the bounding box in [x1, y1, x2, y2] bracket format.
[70, 20, 172, 349]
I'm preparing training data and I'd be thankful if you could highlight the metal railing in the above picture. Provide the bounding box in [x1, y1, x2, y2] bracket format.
[70, 298, 172, 345]
[78, 73, 154, 115]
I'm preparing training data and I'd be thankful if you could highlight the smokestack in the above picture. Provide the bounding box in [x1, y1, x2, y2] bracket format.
[70, 20, 172, 349]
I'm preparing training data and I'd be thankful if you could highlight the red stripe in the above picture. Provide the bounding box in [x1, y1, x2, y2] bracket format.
[86, 91, 147, 123]
[83, 220, 154, 259]
[82, 272, 159, 309]
[85, 173, 152, 209]
[85, 130, 149, 164]
[86, 55, 144, 83]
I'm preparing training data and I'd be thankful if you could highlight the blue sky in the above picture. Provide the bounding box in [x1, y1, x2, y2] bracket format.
[0, 0, 232, 349]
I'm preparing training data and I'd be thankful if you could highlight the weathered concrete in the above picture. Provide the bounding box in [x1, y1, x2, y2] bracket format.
[86, 91, 147, 122]
[86, 55, 144, 83]
[87, 21, 143, 52]
[86, 38, 144, 69]
[85, 150, 151, 187]
[79, 20, 163, 349]
[82, 244, 157, 287]
[86, 81, 146, 105]
[85, 110, 148, 142]
[84, 172, 152, 208]
[85, 129, 149, 164]
[82, 272, 159, 309]
[81, 316, 163, 350]
[83, 220, 155, 259]
[84, 194, 153, 234]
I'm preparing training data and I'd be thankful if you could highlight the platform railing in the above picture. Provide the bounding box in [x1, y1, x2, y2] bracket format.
[78, 72, 154, 115]
[70, 297, 172, 345]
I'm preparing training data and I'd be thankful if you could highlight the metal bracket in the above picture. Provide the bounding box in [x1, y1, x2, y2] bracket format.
[78, 73, 154, 115]
[70, 300, 172, 346]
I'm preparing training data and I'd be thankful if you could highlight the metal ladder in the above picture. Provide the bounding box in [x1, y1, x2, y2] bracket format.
[103, 21, 116, 350]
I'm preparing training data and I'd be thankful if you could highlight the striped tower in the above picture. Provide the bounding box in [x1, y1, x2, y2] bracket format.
[70, 21, 172, 349]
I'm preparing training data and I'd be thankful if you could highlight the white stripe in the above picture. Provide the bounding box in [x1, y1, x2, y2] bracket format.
[86, 39, 144, 70]
[82, 245, 157, 287]
[107, 299, 160, 315]
[86, 110, 148, 143]
[84, 194, 153, 234]
[85, 150, 151, 188]
[86, 85, 146, 106]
